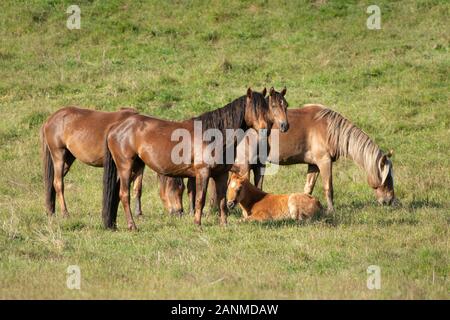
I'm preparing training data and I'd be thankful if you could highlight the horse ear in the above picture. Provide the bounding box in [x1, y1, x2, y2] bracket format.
[241, 171, 250, 180]
[380, 154, 387, 167]
[230, 165, 240, 173]
[247, 87, 253, 98]
[387, 149, 394, 158]
[379, 155, 390, 185]
[269, 87, 275, 96]
[281, 87, 287, 96]
[262, 87, 267, 97]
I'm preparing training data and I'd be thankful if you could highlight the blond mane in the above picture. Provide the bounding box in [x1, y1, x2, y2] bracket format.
[314, 107, 385, 185]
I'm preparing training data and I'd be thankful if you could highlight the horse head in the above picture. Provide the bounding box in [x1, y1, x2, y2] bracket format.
[266, 87, 289, 133]
[373, 150, 395, 205]
[226, 171, 249, 209]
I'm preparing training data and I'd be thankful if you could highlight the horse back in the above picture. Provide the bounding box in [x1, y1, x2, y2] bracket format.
[271, 105, 331, 165]
[288, 193, 322, 219]
[42, 107, 139, 166]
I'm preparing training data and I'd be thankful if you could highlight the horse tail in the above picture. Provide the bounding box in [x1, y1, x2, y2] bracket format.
[102, 140, 120, 229]
[41, 125, 55, 215]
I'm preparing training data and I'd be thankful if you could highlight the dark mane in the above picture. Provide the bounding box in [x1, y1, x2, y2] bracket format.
[193, 92, 268, 134]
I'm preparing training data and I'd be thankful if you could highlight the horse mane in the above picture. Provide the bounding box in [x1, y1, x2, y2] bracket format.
[193, 92, 268, 133]
[314, 107, 384, 184]
[119, 107, 139, 113]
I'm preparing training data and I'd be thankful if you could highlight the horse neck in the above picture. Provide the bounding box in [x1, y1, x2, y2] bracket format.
[317, 108, 385, 187]
[192, 96, 247, 133]
[239, 180, 267, 212]
[341, 129, 384, 187]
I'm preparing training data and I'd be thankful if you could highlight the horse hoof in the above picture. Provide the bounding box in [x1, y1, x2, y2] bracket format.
[128, 224, 138, 231]
[194, 217, 202, 227]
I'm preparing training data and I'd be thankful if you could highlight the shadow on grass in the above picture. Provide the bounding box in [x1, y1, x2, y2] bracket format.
[337, 200, 375, 211]
[232, 199, 428, 228]
[248, 212, 421, 229]
[61, 220, 87, 231]
[407, 199, 444, 209]
[339, 198, 445, 210]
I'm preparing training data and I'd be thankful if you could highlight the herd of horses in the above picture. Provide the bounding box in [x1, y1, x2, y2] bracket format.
[40, 87, 395, 230]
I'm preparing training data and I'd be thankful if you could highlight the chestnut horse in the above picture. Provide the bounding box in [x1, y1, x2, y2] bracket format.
[254, 104, 395, 211]
[186, 87, 290, 215]
[226, 172, 322, 222]
[102, 88, 289, 230]
[157, 174, 184, 215]
[41, 107, 145, 217]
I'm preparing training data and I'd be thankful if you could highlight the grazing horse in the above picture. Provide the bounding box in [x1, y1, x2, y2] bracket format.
[157, 174, 185, 215]
[41, 107, 145, 217]
[102, 88, 288, 230]
[226, 172, 322, 222]
[254, 104, 395, 211]
[186, 87, 290, 215]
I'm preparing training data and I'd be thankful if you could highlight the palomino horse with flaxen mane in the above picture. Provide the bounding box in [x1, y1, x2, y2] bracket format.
[41, 107, 146, 217]
[102, 88, 289, 230]
[253, 104, 395, 211]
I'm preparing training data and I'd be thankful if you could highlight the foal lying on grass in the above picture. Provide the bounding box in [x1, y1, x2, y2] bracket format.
[226, 173, 322, 222]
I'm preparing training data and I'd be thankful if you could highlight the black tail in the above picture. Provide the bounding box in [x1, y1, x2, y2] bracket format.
[102, 142, 120, 229]
[42, 127, 55, 215]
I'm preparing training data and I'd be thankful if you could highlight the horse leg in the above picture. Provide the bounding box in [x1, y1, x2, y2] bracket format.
[52, 148, 70, 217]
[208, 178, 218, 216]
[194, 168, 210, 226]
[317, 160, 334, 213]
[187, 177, 196, 215]
[304, 164, 319, 195]
[253, 164, 265, 190]
[131, 159, 145, 217]
[212, 172, 228, 225]
[117, 159, 137, 230]
[157, 175, 171, 214]
[63, 152, 75, 177]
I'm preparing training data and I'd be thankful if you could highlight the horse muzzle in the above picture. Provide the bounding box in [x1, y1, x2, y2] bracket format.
[378, 197, 395, 206]
[280, 121, 289, 133]
[170, 209, 184, 216]
[227, 201, 236, 209]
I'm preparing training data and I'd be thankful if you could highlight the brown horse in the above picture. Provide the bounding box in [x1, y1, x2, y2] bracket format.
[41, 107, 145, 217]
[254, 104, 396, 211]
[157, 174, 184, 215]
[186, 87, 290, 215]
[226, 172, 322, 222]
[102, 88, 288, 230]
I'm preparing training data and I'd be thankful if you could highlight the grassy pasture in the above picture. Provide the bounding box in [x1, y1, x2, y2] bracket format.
[0, 0, 449, 299]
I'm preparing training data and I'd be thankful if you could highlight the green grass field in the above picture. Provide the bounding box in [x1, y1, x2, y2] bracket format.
[0, 0, 449, 299]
